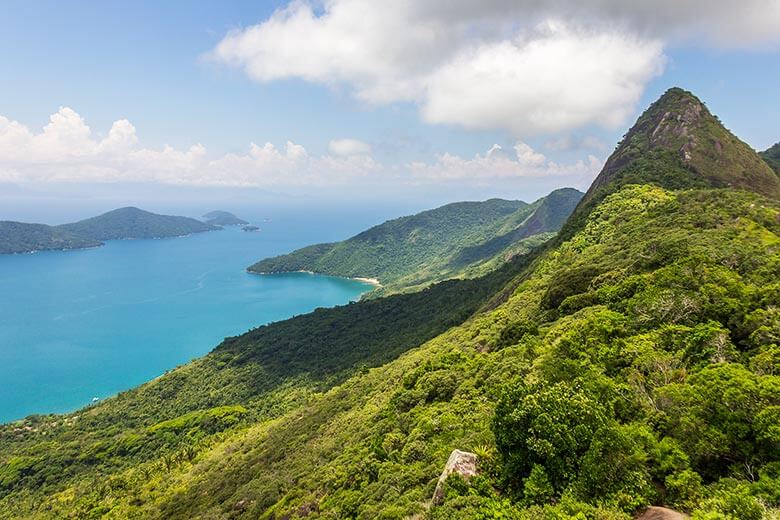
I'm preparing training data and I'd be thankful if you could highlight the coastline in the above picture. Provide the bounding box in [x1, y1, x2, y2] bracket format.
[248, 269, 382, 287]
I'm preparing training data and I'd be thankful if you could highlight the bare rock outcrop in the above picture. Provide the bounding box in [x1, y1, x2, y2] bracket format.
[431, 449, 478, 505]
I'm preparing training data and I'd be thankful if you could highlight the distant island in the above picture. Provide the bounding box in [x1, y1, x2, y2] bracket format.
[0, 207, 219, 255]
[0, 222, 102, 255]
[202, 210, 249, 226]
[242, 225, 260, 232]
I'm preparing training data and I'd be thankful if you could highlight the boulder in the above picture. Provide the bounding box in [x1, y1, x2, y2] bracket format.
[432, 449, 478, 505]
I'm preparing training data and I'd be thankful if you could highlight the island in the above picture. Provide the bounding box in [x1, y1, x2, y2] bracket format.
[1, 207, 219, 254]
[202, 210, 249, 226]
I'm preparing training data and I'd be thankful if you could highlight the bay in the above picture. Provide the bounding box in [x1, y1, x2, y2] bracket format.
[0, 224, 372, 423]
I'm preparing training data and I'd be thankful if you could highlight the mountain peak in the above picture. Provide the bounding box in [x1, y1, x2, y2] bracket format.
[581, 87, 779, 207]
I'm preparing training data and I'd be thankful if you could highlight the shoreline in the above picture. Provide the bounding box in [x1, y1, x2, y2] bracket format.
[248, 269, 382, 287]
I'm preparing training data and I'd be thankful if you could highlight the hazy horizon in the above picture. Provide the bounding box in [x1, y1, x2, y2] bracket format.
[2, 1, 778, 214]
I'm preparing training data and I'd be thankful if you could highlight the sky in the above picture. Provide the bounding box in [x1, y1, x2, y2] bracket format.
[1, 0, 779, 222]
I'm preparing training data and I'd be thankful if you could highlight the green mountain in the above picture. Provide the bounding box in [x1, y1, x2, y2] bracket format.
[0, 222, 102, 254]
[249, 188, 583, 295]
[562, 87, 780, 240]
[58, 207, 218, 241]
[761, 142, 780, 174]
[1, 88, 779, 519]
[202, 210, 249, 226]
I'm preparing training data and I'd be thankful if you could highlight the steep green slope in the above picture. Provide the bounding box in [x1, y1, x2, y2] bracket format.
[562, 88, 780, 241]
[250, 189, 582, 295]
[58, 207, 218, 241]
[448, 187, 582, 273]
[0, 221, 102, 254]
[761, 142, 780, 174]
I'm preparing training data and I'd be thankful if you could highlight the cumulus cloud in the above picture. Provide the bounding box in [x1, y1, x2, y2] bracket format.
[0, 108, 602, 192]
[208, 0, 779, 136]
[328, 138, 372, 156]
[408, 142, 601, 186]
[421, 23, 664, 135]
[0, 107, 379, 187]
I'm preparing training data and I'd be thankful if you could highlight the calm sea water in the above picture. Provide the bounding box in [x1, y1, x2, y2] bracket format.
[0, 225, 372, 423]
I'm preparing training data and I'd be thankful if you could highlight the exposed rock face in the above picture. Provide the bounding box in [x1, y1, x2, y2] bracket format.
[636, 506, 690, 520]
[432, 449, 478, 505]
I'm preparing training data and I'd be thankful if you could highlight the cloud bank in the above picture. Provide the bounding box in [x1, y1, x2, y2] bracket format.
[209, 0, 779, 137]
[0, 108, 601, 191]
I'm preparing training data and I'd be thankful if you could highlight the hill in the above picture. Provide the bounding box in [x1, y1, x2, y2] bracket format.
[0, 222, 102, 254]
[761, 142, 780, 174]
[58, 207, 218, 241]
[1, 88, 778, 519]
[562, 88, 780, 239]
[249, 188, 583, 295]
[202, 210, 249, 226]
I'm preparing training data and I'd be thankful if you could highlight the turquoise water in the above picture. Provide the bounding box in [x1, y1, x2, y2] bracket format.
[0, 226, 371, 423]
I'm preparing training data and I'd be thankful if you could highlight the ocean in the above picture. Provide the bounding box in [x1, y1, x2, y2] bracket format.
[0, 220, 375, 423]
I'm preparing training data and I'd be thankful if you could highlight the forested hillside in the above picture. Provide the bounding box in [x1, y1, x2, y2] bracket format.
[0, 207, 218, 254]
[202, 211, 249, 226]
[0, 88, 778, 520]
[761, 142, 780, 174]
[58, 207, 217, 241]
[0, 222, 102, 254]
[249, 188, 583, 295]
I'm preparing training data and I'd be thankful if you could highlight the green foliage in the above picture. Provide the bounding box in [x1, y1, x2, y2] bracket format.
[249, 188, 582, 295]
[1, 207, 218, 254]
[494, 379, 610, 495]
[761, 142, 780, 174]
[58, 206, 218, 241]
[0, 221, 102, 254]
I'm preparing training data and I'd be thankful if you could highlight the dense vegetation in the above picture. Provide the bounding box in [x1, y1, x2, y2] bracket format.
[0, 221, 102, 254]
[761, 143, 780, 174]
[0, 245, 533, 518]
[0, 88, 778, 519]
[202, 210, 249, 226]
[250, 188, 582, 295]
[560, 88, 780, 243]
[59, 207, 217, 241]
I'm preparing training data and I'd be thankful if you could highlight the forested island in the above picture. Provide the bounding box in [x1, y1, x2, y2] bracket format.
[202, 210, 249, 226]
[0, 207, 218, 255]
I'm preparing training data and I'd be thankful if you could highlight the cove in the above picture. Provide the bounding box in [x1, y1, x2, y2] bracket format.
[0, 226, 371, 423]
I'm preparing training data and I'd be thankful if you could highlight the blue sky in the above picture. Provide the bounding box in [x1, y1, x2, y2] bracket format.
[1, 1, 778, 220]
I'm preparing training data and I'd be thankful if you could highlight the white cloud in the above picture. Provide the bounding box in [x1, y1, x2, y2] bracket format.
[208, 0, 779, 137]
[328, 138, 372, 156]
[0, 108, 601, 193]
[0, 108, 379, 187]
[408, 142, 602, 187]
[421, 23, 664, 135]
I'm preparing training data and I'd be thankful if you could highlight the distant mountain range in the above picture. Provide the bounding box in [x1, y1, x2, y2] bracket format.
[0, 207, 218, 254]
[249, 187, 583, 295]
[202, 211, 249, 226]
